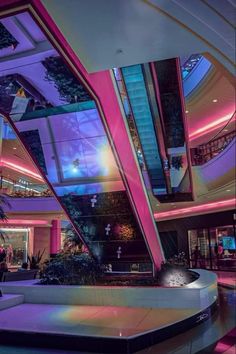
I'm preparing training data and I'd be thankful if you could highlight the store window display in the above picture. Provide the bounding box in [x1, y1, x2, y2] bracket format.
[188, 228, 211, 269]
[210, 226, 236, 270]
[188, 225, 236, 271]
[0, 228, 28, 267]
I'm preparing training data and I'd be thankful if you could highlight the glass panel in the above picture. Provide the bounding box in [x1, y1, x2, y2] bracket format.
[0, 11, 153, 270]
[0, 228, 28, 267]
[188, 228, 210, 269]
[209, 225, 236, 271]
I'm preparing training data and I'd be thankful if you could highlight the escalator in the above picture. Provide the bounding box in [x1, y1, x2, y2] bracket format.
[118, 58, 193, 203]
[121, 65, 167, 194]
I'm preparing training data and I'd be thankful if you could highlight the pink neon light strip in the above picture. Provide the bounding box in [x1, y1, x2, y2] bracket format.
[0, 219, 50, 225]
[189, 112, 235, 141]
[0, 159, 44, 181]
[155, 198, 235, 220]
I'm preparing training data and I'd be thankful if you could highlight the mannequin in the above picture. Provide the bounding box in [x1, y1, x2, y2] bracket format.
[0, 245, 6, 262]
[6, 244, 13, 265]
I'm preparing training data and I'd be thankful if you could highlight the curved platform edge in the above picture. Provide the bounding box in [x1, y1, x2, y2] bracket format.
[0, 300, 218, 354]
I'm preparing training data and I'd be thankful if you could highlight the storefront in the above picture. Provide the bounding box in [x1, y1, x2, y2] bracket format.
[188, 225, 236, 271]
[0, 228, 29, 266]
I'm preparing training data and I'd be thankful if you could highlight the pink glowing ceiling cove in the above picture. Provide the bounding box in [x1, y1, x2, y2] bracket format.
[155, 198, 235, 220]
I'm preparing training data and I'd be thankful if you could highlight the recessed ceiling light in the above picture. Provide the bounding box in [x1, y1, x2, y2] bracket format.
[212, 99, 218, 103]
[226, 189, 231, 192]
[224, 129, 228, 132]
[185, 110, 189, 114]
[13, 147, 17, 150]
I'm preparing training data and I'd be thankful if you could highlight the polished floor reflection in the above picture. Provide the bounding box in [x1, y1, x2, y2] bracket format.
[0, 287, 235, 354]
[0, 303, 197, 338]
[137, 287, 236, 354]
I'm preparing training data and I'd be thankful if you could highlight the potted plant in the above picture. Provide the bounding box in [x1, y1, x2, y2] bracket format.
[28, 249, 45, 270]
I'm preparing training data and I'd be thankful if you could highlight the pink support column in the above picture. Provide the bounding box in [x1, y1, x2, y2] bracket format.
[50, 219, 61, 255]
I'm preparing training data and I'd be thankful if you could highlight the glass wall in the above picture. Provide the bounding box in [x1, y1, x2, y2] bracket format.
[0, 11, 153, 270]
[188, 225, 236, 271]
[0, 228, 28, 266]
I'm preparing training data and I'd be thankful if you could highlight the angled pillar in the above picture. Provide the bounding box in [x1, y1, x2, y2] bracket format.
[50, 219, 61, 256]
[0, 0, 165, 272]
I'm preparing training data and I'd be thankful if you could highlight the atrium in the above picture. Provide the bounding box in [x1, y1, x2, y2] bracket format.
[0, 1, 235, 353]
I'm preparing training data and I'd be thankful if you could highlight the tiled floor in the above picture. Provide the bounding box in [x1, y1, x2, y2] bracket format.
[0, 303, 197, 338]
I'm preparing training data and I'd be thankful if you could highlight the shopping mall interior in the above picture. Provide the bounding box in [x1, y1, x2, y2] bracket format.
[0, 1, 235, 353]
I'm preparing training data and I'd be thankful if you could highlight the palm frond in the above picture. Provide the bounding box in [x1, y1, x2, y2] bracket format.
[0, 194, 11, 221]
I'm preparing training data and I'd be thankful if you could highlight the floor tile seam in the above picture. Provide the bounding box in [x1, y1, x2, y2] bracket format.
[134, 311, 196, 332]
[129, 308, 205, 339]
[133, 308, 153, 329]
[135, 307, 199, 328]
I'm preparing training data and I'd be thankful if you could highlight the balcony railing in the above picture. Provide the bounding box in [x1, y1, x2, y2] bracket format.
[0, 176, 53, 198]
[191, 130, 236, 166]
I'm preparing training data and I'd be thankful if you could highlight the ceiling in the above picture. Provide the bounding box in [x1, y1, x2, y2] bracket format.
[1, 132, 44, 184]
[185, 64, 235, 147]
[41, 0, 235, 74]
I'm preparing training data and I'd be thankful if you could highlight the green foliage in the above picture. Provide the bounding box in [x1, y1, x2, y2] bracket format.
[28, 249, 45, 269]
[42, 56, 91, 103]
[63, 225, 83, 253]
[0, 23, 18, 50]
[40, 253, 102, 285]
[0, 194, 11, 242]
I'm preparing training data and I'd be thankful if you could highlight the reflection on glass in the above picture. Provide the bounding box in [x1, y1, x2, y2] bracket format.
[0, 228, 28, 266]
[188, 226, 236, 271]
[188, 229, 210, 269]
[0, 11, 152, 270]
[209, 225, 236, 271]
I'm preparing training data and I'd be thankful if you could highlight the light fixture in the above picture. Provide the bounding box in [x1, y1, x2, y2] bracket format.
[72, 158, 80, 172]
[185, 110, 189, 114]
[212, 99, 218, 103]
[1, 159, 43, 181]
[0, 220, 50, 226]
[13, 147, 17, 150]
[154, 198, 236, 220]
[189, 112, 234, 141]
[226, 189, 231, 192]
[224, 129, 228, 132]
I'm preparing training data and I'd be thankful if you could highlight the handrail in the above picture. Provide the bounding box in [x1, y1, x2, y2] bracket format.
[207, 110, 236, 144]
[191, 130, 236, 166]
